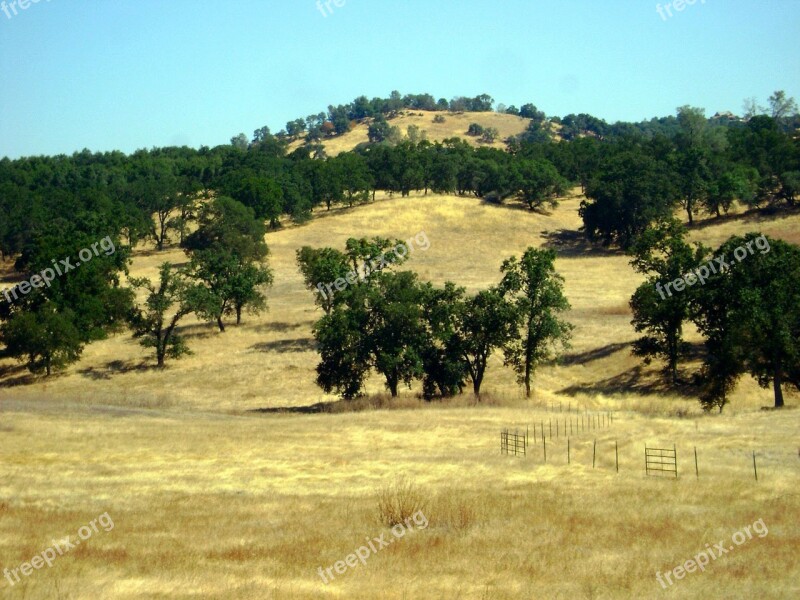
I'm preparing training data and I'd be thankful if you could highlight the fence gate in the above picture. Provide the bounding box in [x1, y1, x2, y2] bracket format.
[501, 429, 527, 457]
[645, 444, 678, 478]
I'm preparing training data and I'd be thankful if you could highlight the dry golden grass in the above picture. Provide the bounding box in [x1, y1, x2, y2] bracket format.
[285, 110, 531, 156]
[1, 191, 799, 598]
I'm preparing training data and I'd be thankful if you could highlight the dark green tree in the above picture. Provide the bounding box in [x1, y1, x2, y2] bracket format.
[1, 303, 83, 376]
[628, 219, 705, 384]
[500, 248, 573, 398]
[182, 197, 273, 331]
[128, 263, 195, 368]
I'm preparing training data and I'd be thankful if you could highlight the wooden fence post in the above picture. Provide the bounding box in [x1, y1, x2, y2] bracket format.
[753, 451, 758, 481]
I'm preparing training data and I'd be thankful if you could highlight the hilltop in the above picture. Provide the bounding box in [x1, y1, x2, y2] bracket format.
[285, 110, 533, 156]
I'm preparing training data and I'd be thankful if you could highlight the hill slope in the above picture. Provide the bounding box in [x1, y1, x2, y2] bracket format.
[286, 110, 532, 156]
[2, 192, 798, 413]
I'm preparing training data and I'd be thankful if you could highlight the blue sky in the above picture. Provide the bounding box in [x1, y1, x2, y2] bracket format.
[0, 0, 798, 158]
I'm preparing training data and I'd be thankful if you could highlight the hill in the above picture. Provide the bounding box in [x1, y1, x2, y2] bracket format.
[285, 110, 532, 156]
[1, 193, 799, 598]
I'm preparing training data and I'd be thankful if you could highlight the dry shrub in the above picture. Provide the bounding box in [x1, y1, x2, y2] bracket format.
[376, 477, 427, 527]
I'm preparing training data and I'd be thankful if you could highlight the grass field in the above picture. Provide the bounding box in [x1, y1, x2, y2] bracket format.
[1, 191, 799, 599]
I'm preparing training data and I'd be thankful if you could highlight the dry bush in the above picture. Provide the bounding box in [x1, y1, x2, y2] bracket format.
[376, 476, 428, 527]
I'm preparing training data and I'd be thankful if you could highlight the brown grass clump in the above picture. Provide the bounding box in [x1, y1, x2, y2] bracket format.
[376, 477, 428, 528]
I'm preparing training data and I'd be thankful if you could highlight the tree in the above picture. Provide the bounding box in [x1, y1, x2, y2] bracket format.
[581, 151, 677, 249]
[419, 282, 468, 399]
[128, 162, 183, 250]
[334, 153, 373, 207]
[230, 133, 249, 150]
[296, 245, 351, 314]
[513, 158, 567, 210]
[627, 219, 704, 384]
[252, 126, 271, 144]
[674, 106, 712, 224]
[1, 303, 82, 376]
[693, 234, 800, 408]
[228, 176, 283, 228]
[500, 248, 573, 398]
[479, 127, 500, 144]
[519, 104, 546, 124]
[182, 197, 273, 331]
[313, 285, 372, 399]
[128, 263, 194, 368]
[367, 271, 428, 397]
[368, 117, 401, 144]
[467, 123, 485, 137]
[767, 90, 798, 123]
[454, 288, 517, 396]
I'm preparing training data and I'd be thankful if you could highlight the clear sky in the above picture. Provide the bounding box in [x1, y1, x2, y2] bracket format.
[1, 0, 798, 158]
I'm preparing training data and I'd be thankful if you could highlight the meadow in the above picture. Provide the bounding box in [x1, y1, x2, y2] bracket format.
[1, 190, 799, 599]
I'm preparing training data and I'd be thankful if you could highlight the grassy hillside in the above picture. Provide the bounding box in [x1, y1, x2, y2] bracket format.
[1, 193, 799, 598]
[286, 110, 532, 156]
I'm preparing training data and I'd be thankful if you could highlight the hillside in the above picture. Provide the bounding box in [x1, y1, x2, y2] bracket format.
[285, 110, 532, 156]
[1, 193, 799, 599]
[2, 192, 798, 412]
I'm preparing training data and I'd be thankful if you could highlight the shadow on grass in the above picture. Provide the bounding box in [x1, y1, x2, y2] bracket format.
[540, 229, 627, 258]
[78, 360, 155, 381]
[0, 362, 38, 387]
[558, 364, 699, 398]
[250, 391, 513, 415]
[688, 204, 800, 232]
[556, 342, 632, 366]
[248, 321, 306, 334]
[251, 338, 317, 354]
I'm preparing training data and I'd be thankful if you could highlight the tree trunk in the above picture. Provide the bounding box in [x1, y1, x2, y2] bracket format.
[236, 305, 242, 325]
[217, 316, 226, 332]
[388, 377, 398, 398]
[473, 372, 483, 397]
[773, 364, 785, 408]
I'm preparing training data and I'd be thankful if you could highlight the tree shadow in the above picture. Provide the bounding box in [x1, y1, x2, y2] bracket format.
[251, 338, 318, 354]
[248, 322, 306, 334]
[556, 342, 632, 366]
[558, 365, 698, 398]
[78, 360, 155, 381]
[540, 229, 626, 258]
[175, 323, 219, 340]
[249, 402, 332, 415]
[688, 204, 800, 231]
[0, 363, 38, 387]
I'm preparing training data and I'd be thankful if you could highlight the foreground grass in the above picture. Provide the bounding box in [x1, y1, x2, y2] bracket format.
[0, 400, 797, 599]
